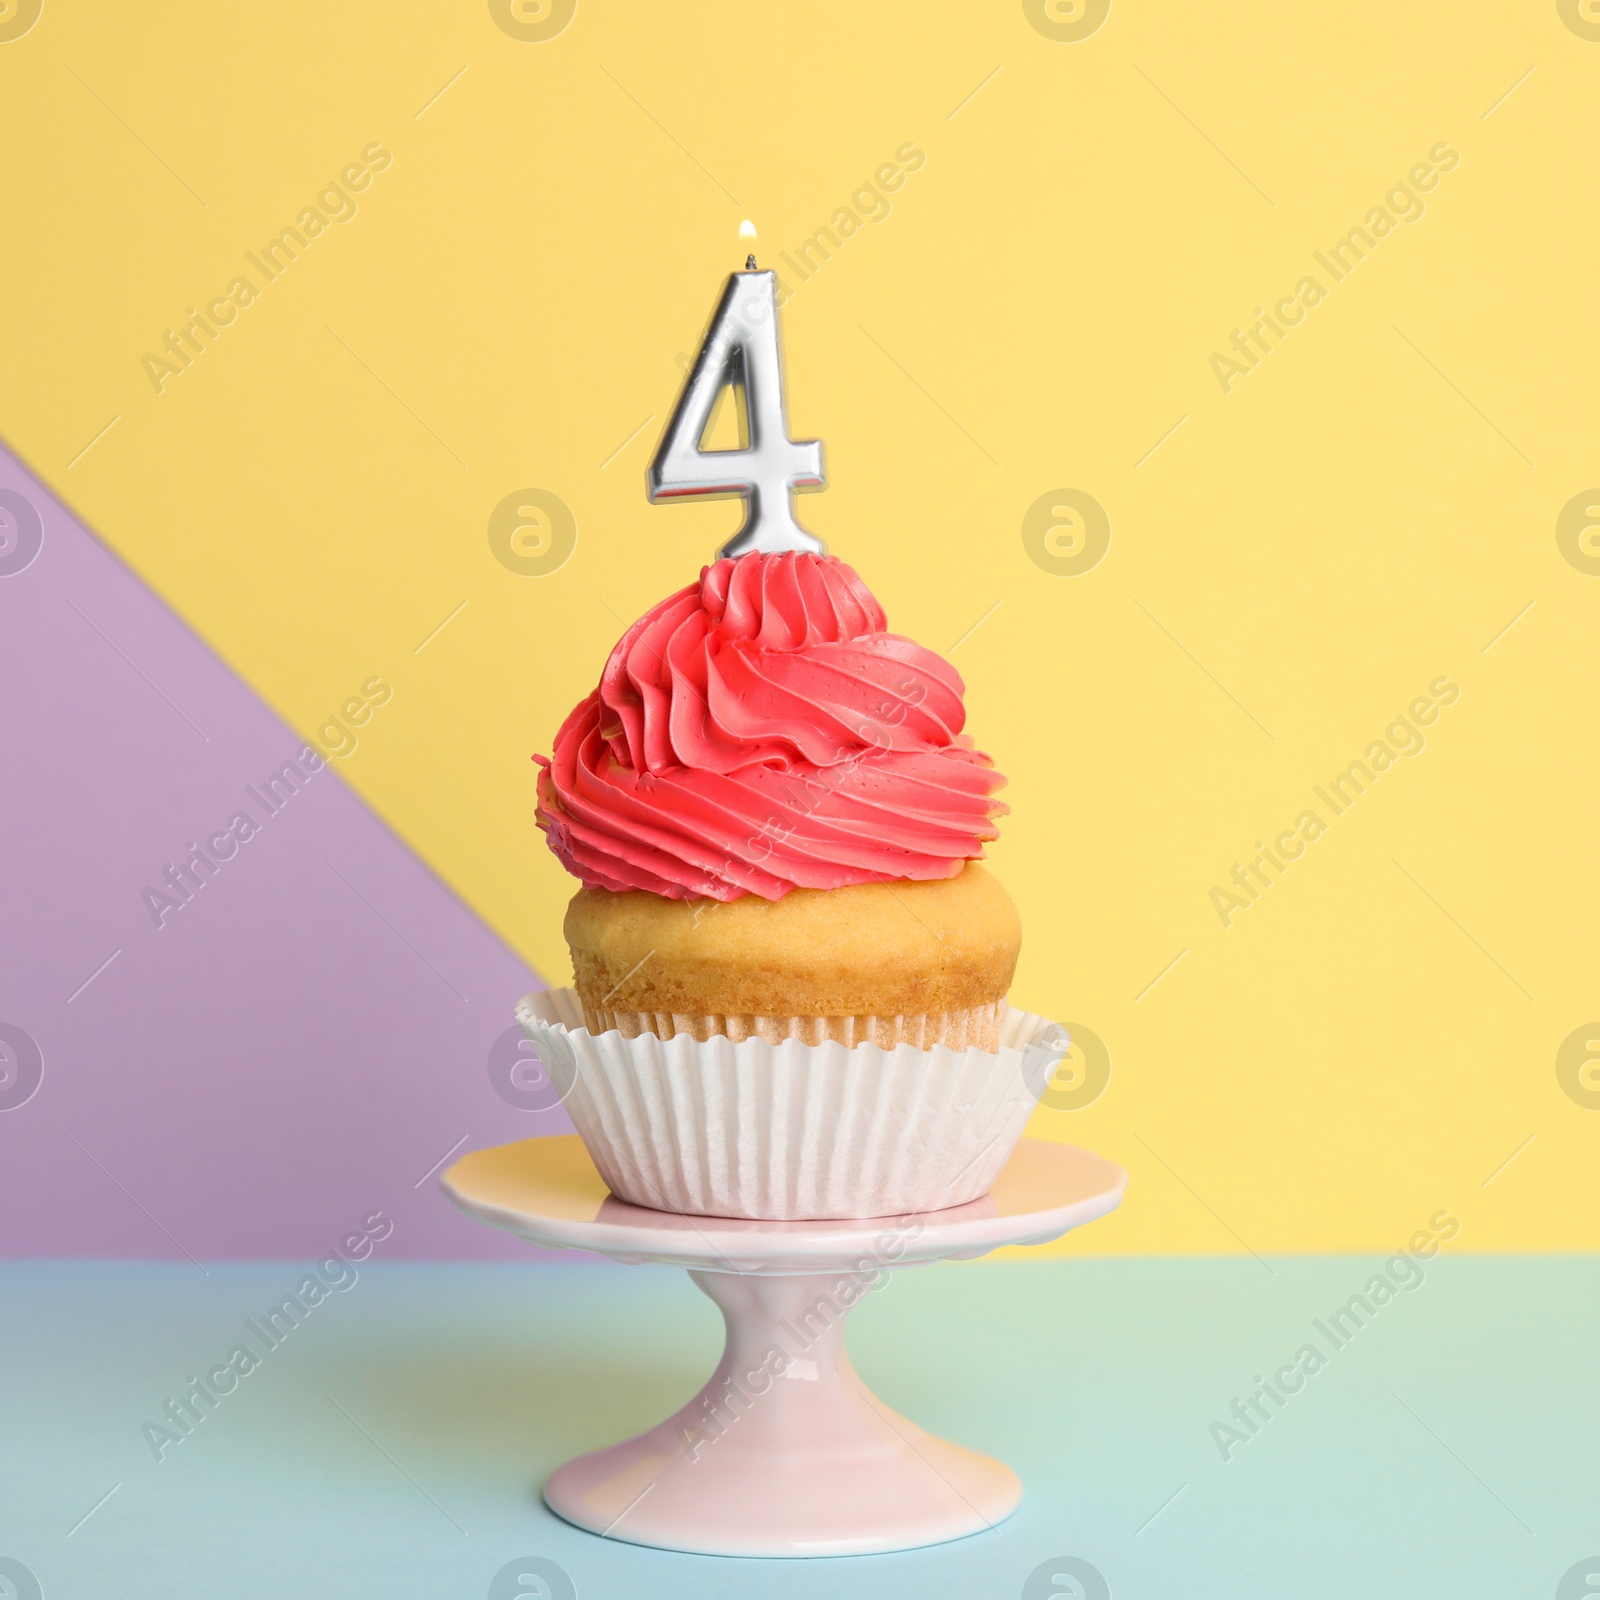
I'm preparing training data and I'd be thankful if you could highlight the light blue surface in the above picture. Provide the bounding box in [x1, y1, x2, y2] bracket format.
[1, 1257, 1593, 1597]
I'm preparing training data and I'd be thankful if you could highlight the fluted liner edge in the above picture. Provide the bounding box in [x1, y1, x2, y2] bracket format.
[515, 987, 1070, 1221]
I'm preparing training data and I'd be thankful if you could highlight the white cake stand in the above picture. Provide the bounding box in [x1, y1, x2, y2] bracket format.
[442, 1134, 1125, 1558]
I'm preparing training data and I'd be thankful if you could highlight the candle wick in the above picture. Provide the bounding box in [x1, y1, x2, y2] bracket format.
[745, 254, 757, 271]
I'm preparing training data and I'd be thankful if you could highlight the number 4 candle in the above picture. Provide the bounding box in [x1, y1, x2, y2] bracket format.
[648, 257, 827, 558]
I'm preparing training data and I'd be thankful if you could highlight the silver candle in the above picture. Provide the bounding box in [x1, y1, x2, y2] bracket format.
[648, 260, 827, 558]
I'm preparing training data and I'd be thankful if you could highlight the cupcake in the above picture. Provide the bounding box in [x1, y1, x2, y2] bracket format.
[526, 549, 1063, 1219]
[562, 863, 1018, 1048]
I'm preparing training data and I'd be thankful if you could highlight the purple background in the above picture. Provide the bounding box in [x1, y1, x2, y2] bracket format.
[0, 440, 566, 1259]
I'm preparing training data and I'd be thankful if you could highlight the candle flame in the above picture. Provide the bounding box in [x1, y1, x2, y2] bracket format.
[738, 219, 757, 239]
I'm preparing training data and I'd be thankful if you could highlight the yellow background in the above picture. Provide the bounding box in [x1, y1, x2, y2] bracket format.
[3, 1, 1596, 1254]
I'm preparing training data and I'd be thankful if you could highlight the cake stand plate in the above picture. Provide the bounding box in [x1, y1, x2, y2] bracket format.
[442, 1135, 1126, 1558]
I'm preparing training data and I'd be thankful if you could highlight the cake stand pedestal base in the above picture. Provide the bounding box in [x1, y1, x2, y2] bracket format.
[544, 1269, 1019, 1557]
[440, 1134, 1126, 1558]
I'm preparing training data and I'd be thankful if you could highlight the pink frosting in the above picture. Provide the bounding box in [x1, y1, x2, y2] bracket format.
[534, 552, 1006, 900]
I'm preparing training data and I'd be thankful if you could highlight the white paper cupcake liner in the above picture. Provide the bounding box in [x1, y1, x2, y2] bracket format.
[515, 987, 1070, 1221]
[581, 1002, 1005, 1050]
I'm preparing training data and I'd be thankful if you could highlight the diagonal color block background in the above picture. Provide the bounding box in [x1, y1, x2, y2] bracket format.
[0, 1, 1597, 1254]
[0, 444, 564, 1257]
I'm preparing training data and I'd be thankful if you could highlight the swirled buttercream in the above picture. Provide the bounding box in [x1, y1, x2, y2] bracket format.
[534, 552, 1006, 899]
